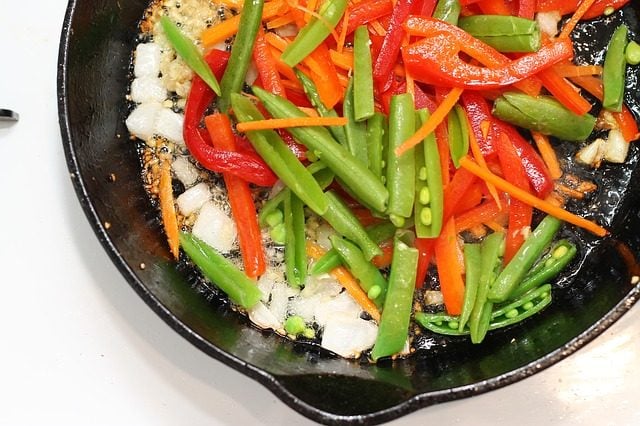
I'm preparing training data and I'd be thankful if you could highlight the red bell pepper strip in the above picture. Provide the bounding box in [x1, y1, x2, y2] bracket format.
[493, 120, 554, 198]
[496, 132, 533, 264]
[434, 218, 465, 315]
[413, 0, 438, 16]
[455, 197, 505, 232]
[442, 167, 478, 222]
[183, 50, 277, 186]
[537, 67, 593, 116]
[373, 0, 416, 92]
[476, 0, 513, 15]
[460, 92, 496, 157]
[336, 0, 394, 36]
[414, 237, 436, 289]
[402, 32, 574, 89]
[537, 0, 629, 20]
[517, 0, 535, 19]
[204, 113, 266, 279]
[379, 80, 434, 114]
[253, 29, 286, 98]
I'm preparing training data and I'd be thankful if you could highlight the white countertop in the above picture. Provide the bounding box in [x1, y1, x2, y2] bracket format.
[1, 2, 639, 425]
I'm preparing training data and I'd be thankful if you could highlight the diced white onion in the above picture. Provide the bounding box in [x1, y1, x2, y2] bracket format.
[321, 316, 378, 358]
[125, 102, 163, 142]
[176, 182, 211, 216]
[245, 60, 259, 86]
[576, 138, 606, 167]
[536, 11, 562, 38]
[134, 43, 162, 78]
[268, 281, 294, 324]
[130, 76, 167, 103]
[604, 129, 629, 163]
[192, 201, 237, 253]
[171, 156, 199, 187]
[314, 291, 362, 328]
[155, 108, 185, 145]
[248, 302, 282, 331]
[276, 24, 298, 38]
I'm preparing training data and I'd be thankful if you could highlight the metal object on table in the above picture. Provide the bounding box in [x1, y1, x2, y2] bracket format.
[0, 109, 19, 122]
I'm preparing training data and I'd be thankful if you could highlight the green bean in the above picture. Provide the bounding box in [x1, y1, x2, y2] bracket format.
[488, 215, 562, 303]
[253, 86, 389, 212]
[353, 25, 375, 122]
[603, 24, 629, 112]
[371, 230, 419, 361]
[469, 231, 504, 343]
[459, 244, 482, 332]
[386, 94, 416, 227]
[343, 78, 369, 165]
[179, 232, 262, 308]
[295, 70, 347, 145]
[458, 15, 541, 53]
[493, 92, 596, 141]
[447, 105, 470, 168]
[218, 0, 264, 112]
[322, 191, 382, 260]
[231, 94, 329, 215]
[414, 109, 444, 238]
[281, 0, 348, 67]
[367, 112, 386, 183]
[284, 191, 307, 287]
[330, 235, 388, 306]
[432, 0, 461, 25]
[160, 16, 221, 95]
[626, 40, 640, 65]
[510, 240, 577, 299]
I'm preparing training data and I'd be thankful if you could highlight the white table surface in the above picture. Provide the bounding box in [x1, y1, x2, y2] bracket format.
[1, 2, 639, 425]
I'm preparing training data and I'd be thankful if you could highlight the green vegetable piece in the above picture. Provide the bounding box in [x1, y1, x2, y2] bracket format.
[625, 40, 640, 65]
[285, 315, 307, 335]
[353, 25, 375, 122]
[283, 192, 307, 287]
[603, 24, 629, 112]
[459, 243, 481, 332]
[387, 94, 416, 223]
[343, 78, 369, 165]
[281, 0, 348, 67]
[270, 223, 286, 244]
[253, 86, 389, 212]
[493, 92, 596, 141]
[218, 0, 264, 112]
[488, 216, 562, 303]
[231, 94, 329, 215]
[264, 210, 284, 228]
[330, 235, 388, 306]
[371, 231, 419, 361]
[160, 16, 221, 95]
[303, 328, 316, 339]
[179, 232, 262, 309]
[367, 112, 387, 183]
[432, 0, 461, 25]
[458, 15, 541, 53]
[448, 105, 470, 168]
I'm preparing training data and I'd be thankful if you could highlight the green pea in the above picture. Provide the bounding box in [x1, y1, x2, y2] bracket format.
[553, 245, 569, 259]
[419, 167, 428, 181]
[368, 285, 382, 300]
[523, 301, 535, 310]
[419, 187, 431, 205]
[448, 320, 459, 329]
[285, 315, 306, 335]
[626, 41, 640, 65]
[505, 309, 519, 319]
[270, 223, 286, 244]
[420, 208, 433, 226]
[264, 210, 284, 228]
[303, 328, 316, 339]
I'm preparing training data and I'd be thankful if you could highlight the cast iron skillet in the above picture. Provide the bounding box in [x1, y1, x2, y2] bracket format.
[58, 1, 640, 424]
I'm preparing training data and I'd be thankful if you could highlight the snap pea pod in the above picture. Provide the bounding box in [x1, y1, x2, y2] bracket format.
[371, 231, 419, 361]
[458, 243, 481, 332]
[295, 70, 347, 145]
[284, 191, 307, 287]
[447, 105, 470, 168]
[367, 112, 386, 184]
[179, 232, 262, 309]
[415, 284, 552, 336]
[469, 231, 504, 343]
[603, 24, 629, 112]
[218, 0, 264, 112]
[343, 78, 369, 165]
[432, 0, 461, 25]
[414, 109, 444, 238]
[488, 215, 562, 303]
[330, 235, 388, 306]
[353, 25, 375, 122]
[458, 15, 541, 53]
[493, 92, 596, 141]
[160, 16, 221, 95]
[281, 0, 348, 67]
[258, 162, 332, 227]
[310, 221, 396, 275]
[510, 240, 577, 299]
[231, 94, 329, 215]
[386, 94, 416, 227]
[253, 86, 389, 212]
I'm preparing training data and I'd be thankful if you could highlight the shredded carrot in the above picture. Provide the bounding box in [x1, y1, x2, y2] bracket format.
[329, 49, 354, 71]
[337, 8, 350, 53]
[159, 158, 180, 260]
[266, 15, 295, 29]
[288, 1, 341, 44]
[555, 183, 586, 200]
[237, 116, 348, 132]
[532, 132, 563, 180]
[304, 0, 319, 23]
[370, 19, 387, 36]
[459, 156, 608, 237]
[559, 0, 598, 39]
[396, 87, 463, 156]
[485, 220, 506, 233]
[537, 68, 593, 116]
[217, 0, 244, 8]
[552, 64, 603, 78]
[306, 241, 381, 321]
[468, 122, 502, 210]
[403, 33, 415, 99]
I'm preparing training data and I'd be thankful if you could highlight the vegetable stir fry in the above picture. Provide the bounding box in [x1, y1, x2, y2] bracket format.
[126, 0, 638, 360]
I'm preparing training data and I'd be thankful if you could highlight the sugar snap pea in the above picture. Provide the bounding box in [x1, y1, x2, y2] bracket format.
[603, 24, 629, 112]
[458, 15, 541, 53]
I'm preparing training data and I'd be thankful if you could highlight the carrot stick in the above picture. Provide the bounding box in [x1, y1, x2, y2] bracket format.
[337, 8, 350, 53]
[532, 132, 563, 180]
[468, 122, 502, 210]
[306, 241, 381, 321]
[552, 64, 603, 78]
[159, 158, 180, 260]
[266, 15, 295, 29]
[537, 68, 593, 116]
[236, 116, 348, 132]
[558, 0, 598, 39]
[329, 49, 354, 70]
[305, 0, 319, 22]
[459, 156, 608, 236]
[434, 218, 466, 315]
[395, 87, 464, 156]
[435, 120, 451, 185]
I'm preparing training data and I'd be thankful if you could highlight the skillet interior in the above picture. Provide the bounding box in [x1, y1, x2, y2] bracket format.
[58, 1, 640, 424]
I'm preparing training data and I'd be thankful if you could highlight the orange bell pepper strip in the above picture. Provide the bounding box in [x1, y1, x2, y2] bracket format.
[434, 218, 466, 315]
